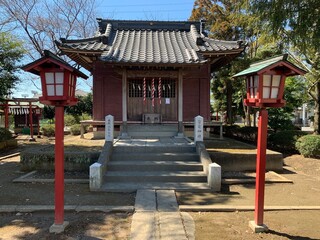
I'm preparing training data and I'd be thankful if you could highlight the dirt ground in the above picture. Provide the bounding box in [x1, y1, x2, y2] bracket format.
[0, 134, 320, 239]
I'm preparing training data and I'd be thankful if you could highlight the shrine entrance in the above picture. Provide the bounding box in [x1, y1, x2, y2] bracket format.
[127, 78, 177, 122]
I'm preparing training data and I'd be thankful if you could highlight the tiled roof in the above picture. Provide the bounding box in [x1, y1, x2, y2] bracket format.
[57, 19, 245, 66]
[233, 54, 307, 77]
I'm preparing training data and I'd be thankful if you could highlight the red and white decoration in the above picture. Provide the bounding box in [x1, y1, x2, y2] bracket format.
[158, 78, 162, 104]
[152, 78, 155, 107]
[143, 78, 146, 104]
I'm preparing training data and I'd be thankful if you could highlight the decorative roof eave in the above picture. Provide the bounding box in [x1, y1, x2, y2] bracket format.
[98, 60, 208, 68]
[233, 54, 308, 78]
[200, 48, 245, 56]
[57, 47, 103, 72]
[23, 50, 88, 79]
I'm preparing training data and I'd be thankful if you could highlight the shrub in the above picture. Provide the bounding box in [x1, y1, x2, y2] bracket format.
[224, 125, 258, 143]
[64, 114, 78, 126]
[20, 147, 100, 171]
[0, 128, 12, 141]
[70, 124, 81, 135]
[296, 135, 320, 158]
[79, 113, 91, 121]
[268, 130, 308, 153]
[236, 126, 258, 142]
[224, 125, 241, 137]
[42, 124, 55, 137]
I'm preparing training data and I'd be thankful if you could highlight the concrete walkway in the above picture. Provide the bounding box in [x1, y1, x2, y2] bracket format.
[130, 189, 195, 240]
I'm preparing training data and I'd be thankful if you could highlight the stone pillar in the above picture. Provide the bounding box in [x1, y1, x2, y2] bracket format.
[105, 115, 114, 142]
[208, 162, 221, 191]
[194, 115, 203, 142]
[89, 162, 102, 190]
[302, 103, 306, 127]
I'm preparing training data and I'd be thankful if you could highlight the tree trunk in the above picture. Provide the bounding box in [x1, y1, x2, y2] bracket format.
[253, 110, 257, 127]
[245, 106, 251, 126]
[313, 81, 320, 134]
[226, 80, 233, 124]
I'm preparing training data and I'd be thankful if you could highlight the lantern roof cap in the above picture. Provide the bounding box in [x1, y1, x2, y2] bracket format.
[22, 50, 88, 79]
[233, 54, 307, 78]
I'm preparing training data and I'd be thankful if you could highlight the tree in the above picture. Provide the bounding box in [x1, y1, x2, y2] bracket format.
[251, 0, 320, 133]
[268, 76, 309, 132]
[0, 0, 97, 92]
[65, 93, 93, 117]
[0, 32, 25, 99]
[0, 0, 98, 59]
[190, 0, 261, 124]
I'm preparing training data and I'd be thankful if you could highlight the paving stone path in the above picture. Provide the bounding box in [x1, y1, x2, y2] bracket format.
[130, 189, 195, 240]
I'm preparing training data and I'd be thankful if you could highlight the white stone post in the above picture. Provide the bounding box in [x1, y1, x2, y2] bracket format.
[302, 103, 306, 127]
[208, 162, 221, 191]
[194, 115, 204, 142]
[105, 115, 114, 142]
[89, 162, 102, 190]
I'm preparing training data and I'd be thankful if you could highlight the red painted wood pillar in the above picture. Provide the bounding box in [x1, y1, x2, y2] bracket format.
[29, 102, 34, 140]
[54, 105, 65, 225]
[254, 108, 268, 225]
[37, 115, 41, 137]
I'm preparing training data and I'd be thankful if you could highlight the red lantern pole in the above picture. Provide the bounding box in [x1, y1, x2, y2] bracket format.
[250, 108, 268, 232]
[54, 105, 65, 225]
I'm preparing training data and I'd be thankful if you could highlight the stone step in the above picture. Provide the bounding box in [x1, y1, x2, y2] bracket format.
[100, 182, 212, 192]
[113, 146, 196, 153]
[111, 152, 199, 162]
[127, 124, 178, 132]
[104, 171, 207, 183]
[127, 131, 178, 137]
[127, 124, 178, 137]
[107, 161, 203, 171]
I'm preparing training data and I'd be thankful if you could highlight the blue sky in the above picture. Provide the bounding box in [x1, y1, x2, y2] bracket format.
[96, 0, 195, 21]
[13, 0, 196, 98]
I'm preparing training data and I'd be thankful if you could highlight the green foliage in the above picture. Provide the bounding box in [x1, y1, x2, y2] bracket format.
[0, 32, 25, 99]
[43, 106, 55, 120]
[64, 114, 78, 126]
[251, 0, 320, 53]
[224, 124, 241, 137]
[65, 113, 91, 127]
[296, 135, 320, 158]
[268, 76, 308, 132]
[268, 108, 295, 132]
[0, 127, 12, 141]
[80, 113, 91, 121]
[268, 130, 308, 153]
[224, 125, 258, 143]
[41, 124, 55, 137]
[70, 124, 81, 135]
[251, 0, 320, 134]
[20, 148, 100, 171]
[65, 93, 93, 116]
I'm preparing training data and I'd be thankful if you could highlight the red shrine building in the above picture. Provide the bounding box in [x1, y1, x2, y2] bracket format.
[57, 19, 245, 136]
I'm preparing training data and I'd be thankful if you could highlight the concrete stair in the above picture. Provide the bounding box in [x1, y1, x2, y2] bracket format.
[127, 124, 178, 137]
[101, 144, 211, 192]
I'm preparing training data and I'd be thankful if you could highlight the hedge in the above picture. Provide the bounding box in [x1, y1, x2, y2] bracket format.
[0, 127, 12, 141]
[20, 148, 100, 171]
[41, 124, 55, 137]
[224, 125, 308, 154]
[224, 125, 258, 143]
[296, 135, 320, 158]
[70, 124, 81, 135]
[268, 130, 308, 153]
